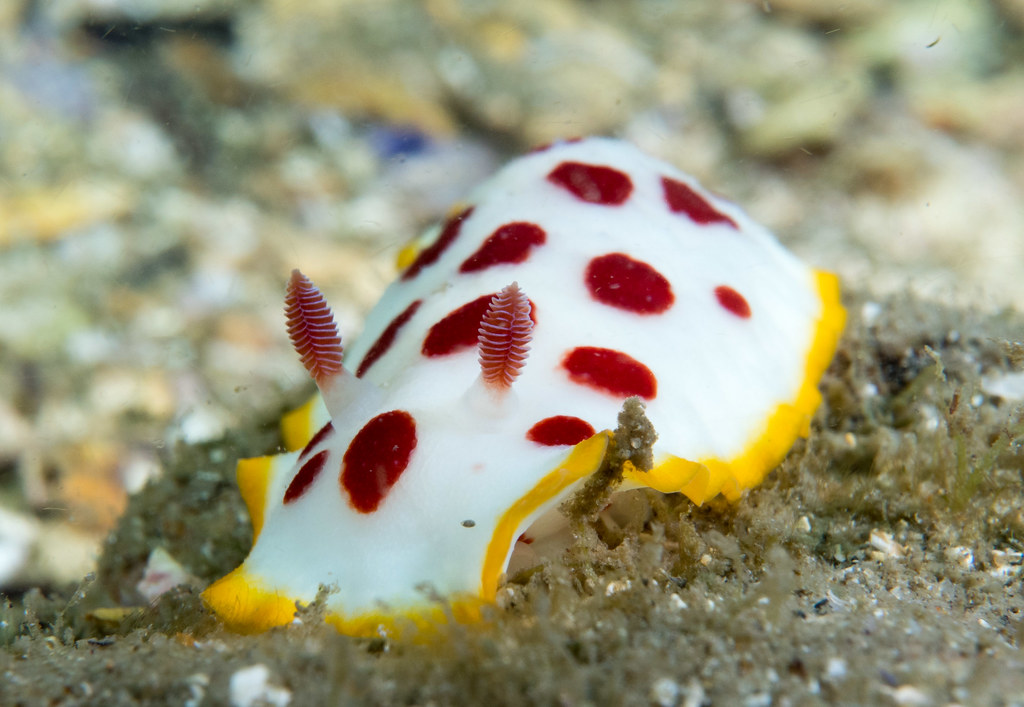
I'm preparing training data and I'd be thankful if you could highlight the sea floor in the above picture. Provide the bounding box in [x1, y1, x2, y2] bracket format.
[1, 0, 1023, 704]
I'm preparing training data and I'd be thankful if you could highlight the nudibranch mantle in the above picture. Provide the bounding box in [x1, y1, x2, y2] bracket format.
[203, 137, 846, 636]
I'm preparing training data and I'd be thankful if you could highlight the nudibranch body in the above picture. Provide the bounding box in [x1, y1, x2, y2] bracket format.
[203, 137, 846, 636]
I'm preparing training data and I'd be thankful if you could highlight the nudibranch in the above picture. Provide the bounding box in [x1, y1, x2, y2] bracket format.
[203, 137, 846, 636]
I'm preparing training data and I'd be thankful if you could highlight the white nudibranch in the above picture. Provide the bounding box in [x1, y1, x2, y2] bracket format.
[202, 137, 846, 636]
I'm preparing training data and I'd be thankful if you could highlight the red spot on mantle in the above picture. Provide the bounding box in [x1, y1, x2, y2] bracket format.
[661, 176, 737, 228]
[547, 161, 633, 205]
[422, 294, 494, 357]
[585, 252, 674, 314]
[459, 222, 546, 273]
[356, 300, 422, 377]
[423, 293, 538, 358]
[298, 421, 334, 462]
[402, 207, 474, 280]
[562, 346, 657, 399]
[526, 416, 596, 446]
[341, 410, 417, 513]
[714, 285, 752, 319]
[284, 450, 328, 504]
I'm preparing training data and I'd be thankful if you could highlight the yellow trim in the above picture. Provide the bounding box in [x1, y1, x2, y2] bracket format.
[626, 269, 846, 505]
[395, 242, 420, 271]
[202, 567, 298, 634]
[236, 456, 273, 541]
[479, 432, 611, 599]
[325, 595, 487, 640]
[280, 396, 316, 451]
[203, 565, 488, 639]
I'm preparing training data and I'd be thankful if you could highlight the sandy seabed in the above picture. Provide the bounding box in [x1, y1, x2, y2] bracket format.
[1, 0, 1023, 704]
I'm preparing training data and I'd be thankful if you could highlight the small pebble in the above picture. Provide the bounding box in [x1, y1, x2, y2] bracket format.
[649, 677, 680, 707]
[229, 664, 292, 707]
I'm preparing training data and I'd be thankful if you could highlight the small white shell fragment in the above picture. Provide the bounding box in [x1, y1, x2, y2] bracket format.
[861, 300, 882, 325]
[981, 370, 1024, 401]
[604, 579, 632, 596]
[990, 549, 1023, 578]
[183, 673, 210, 707]
[136, 547, 198, 603]
[869, 529, 905, 559]
[0, 506, 38, 587]
[945, 545, 975, 571]
[229, 664, 291, 707]
[682, 679, 706, 707]
[650, 677, 681, 707]
[177, 405, 229, 445]
[824, 657, 847, 680]
[890, 685, 932, 707]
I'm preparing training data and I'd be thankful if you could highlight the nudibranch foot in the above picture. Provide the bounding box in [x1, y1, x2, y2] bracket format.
[203, 137, 845, 637]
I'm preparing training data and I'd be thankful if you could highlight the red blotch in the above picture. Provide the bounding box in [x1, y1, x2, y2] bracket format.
[526, 416, 596, 446]
[562, 347, 657, 399]
[356, 300, 422, 377]
[341, 410, 417, 513]
[424, 294, 537, 357]
[478, 283, 533, 391]
[284, 450, 328, 504]
[585, 253, 674, 314]
[284, 270, 344, 385]
[714, 285, 751, 319]
[547, 161, 633, 206]
[402, 207, 474, 281]
[661, 176, 737, 228]
[422, 294, 493, 357]
[459, 222, 546, 273]
[298, 421, 334, 461]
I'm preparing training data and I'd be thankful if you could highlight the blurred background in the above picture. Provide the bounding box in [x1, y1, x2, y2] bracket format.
[1, 0, 1022, 595]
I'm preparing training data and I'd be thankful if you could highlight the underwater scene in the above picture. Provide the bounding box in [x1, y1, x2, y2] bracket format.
[1, 0, 1023, 704]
